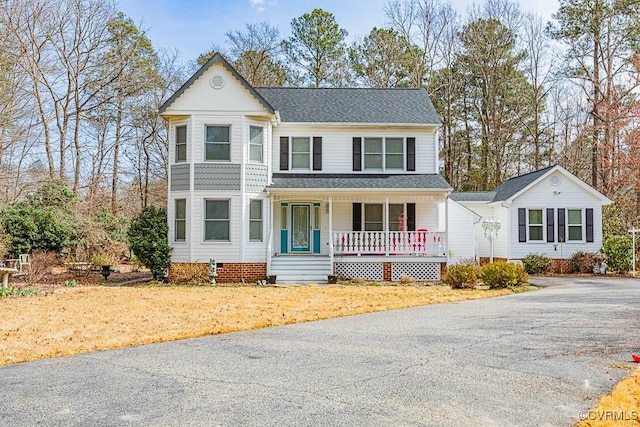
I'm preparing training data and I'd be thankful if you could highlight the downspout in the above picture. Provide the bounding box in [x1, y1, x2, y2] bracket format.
[240, 116, 246, 272]
[329, 196, 333, 272]
[445, 193, 450, 265]
[385, 196, 389, 256]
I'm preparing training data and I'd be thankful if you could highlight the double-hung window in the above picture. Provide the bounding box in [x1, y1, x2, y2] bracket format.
[174, 199, 186, 241]
[249, 126, 263, 163]
[204, 200, 230, 241]
[175, 125, 187, 162]
[249, 199, 263, 242]
[363, 137, 404, 170]
[205, 125, 230, 161]
[388, 204, 405, 231]
[528, 209, 543, 241]
[364, 204, 383, 231]
[385, 138, 404, 169]
[567, 209, 583, 241]
[291, 137, 310, 169]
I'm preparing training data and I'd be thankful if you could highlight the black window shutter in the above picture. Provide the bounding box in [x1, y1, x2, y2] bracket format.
[352, 203, 362, 231]
[557, 208, 566, 242]
[352, 137, 362, 171]
[279, 137, 289, 170]
[313, 137, 322, 171]
[406, 203, 416, 231]
[546, 208, 555, 243]
[406, 137, 416, 171]
[518, 208, 526, 242]
[586, 208, 594, 242]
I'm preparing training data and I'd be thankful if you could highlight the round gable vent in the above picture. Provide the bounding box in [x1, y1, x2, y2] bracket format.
[550, 175, 561, 186]
[210, 75, 224, 89]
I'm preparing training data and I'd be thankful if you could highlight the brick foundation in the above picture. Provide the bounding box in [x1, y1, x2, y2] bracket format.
[169, 262, 267, 284]
[383, 262, 392, 281]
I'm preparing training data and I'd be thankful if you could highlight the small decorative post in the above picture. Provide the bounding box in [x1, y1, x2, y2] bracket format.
[208, 258, 217, 285]
[482, 218, 501, 263]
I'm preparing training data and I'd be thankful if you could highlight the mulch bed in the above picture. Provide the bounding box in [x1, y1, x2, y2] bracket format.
[11, 269, 154, 292]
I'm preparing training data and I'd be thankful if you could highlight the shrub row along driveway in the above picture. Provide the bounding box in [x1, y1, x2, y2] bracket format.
[1, 277, 639, 426]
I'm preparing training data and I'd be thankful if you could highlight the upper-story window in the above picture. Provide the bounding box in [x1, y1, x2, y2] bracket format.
[175, 125, 187, 162]
[205, 125, 230, 161]
[174, 199, 186, 241]
[355, 136, 412, 171]
[249, 126, 264, 163]
[291, 137, 311, 169]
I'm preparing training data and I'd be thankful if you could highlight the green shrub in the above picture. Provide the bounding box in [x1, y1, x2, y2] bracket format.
[569, 251, 598, 273]
[602, 235, 633, 273]
[481, 262, 529, 289]
[521, 253, 552, 274]
[443, 263, 479, 289]
[127, 206, 172, 280]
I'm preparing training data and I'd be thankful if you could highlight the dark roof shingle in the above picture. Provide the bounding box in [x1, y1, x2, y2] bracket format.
[256, 87, 440, 125]
[450, 191, 497, 202]
[268, 174, 451, 190]
[492, 166, 555, 202]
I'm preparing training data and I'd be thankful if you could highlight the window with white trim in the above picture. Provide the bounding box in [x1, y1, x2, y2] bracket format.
[364, 204, 383, 231]
[291, 137, 310, 169]
[249, 199, 263, 241]
[249, 126, 263, 163]
[567, 209, 583, 241]
[204, 199, 230, 241]
[363, 137, 405, 170]
[528, 209, 543, 241]
[205, 125, 230, 161]
[175, 125, 187, 162]
[175, 199, 186, 241]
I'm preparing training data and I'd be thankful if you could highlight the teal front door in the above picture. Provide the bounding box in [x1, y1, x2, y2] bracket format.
[291, 204, 310, 252]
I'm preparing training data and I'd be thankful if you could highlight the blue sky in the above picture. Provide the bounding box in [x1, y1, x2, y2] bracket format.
[116, 0, 560, 63]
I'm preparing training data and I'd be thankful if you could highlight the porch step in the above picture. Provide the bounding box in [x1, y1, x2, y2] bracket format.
[269, 256, 332, 284]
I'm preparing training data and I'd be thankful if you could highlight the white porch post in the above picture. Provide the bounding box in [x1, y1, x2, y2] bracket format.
[385, 197, 389, 256]
[267, 196, 274, 275]
[328, 196, 334, 270]
[445, 196, 450, 265]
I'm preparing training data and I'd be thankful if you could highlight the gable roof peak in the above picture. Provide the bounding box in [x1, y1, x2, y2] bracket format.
[158, 52, 275, 114]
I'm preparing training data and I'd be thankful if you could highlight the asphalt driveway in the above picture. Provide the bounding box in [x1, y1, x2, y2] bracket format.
[1, 277, 639, 426]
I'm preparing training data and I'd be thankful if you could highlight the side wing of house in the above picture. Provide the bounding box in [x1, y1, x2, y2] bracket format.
[506, 168, 611, 260]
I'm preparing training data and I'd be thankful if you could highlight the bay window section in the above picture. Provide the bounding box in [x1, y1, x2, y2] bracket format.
[249, 126, 263, 163]
[528, 209, 543, 241]
[174, 199, 186, 241]
[567, 209, 583, 241]
[205, 125, 230, 161]
[291, 137, 310, 169]
[175, 125, 187, 162]
[249, 199, 263, 241]
[204, 200, 230, 241]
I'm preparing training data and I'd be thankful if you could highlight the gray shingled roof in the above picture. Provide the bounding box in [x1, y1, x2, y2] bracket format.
[492, 165, 555, 202]
[450, 191, 497, 202]
[268, 174, 451, 190]
[256, 88, 441, 125]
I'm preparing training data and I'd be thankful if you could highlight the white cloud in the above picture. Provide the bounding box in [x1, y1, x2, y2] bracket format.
[249, 0, 264, 4]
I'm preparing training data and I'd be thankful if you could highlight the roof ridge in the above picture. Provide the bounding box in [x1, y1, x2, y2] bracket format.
[498, 164, 557, 185]
[255, 87, 424, 90]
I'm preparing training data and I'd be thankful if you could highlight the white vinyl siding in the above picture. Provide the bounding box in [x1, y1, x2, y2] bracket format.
[272, 125, 438, 174]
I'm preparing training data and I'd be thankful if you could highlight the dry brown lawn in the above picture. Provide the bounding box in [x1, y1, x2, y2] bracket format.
[575, 367, 640, 427]
[0, 284, 511, 366]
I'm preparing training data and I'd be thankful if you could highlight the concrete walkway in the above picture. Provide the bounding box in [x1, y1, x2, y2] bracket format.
[0, 277, 638, 426]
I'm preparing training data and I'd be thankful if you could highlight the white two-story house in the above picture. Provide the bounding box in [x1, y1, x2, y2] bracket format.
[160, 53, 451, 283]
